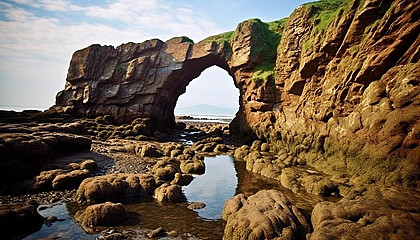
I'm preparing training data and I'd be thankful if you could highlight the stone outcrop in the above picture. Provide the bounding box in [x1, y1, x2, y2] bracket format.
[309, 189, 420, 240]
[222, 189, 311, 240]
[0, 203, 44, 239]
[259, 0, 420, 189]
[76, 173, 156, 203]
[52, 0, 419, 190]
[0, 123, 92, 184]
[75, 202, 126, 227]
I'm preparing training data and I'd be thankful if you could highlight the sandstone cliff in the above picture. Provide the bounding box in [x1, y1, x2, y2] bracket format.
[255, 0, 420, 189]
[53, 0, 419, 189]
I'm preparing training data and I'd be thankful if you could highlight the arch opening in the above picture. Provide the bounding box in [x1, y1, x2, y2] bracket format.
[174, 65, 239, 122]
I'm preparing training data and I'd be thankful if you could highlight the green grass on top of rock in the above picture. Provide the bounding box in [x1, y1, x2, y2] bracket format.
[180, 36, 194, 44]
[249, 18, 287, 84]
[305, 0, 353, 34]
[202, 31, 235, 44]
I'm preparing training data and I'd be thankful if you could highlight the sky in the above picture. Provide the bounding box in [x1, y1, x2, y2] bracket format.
[0, 0, 311, 111]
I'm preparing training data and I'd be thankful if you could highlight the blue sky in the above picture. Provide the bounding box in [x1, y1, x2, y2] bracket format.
[0, 0, 311, 111]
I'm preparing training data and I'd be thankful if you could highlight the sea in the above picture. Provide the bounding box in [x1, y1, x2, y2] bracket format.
[175, 114, 235, 123]
[0, 105, 48, 112]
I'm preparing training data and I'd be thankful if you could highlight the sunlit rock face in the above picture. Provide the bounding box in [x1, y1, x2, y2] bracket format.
[52, 37, 229, 129]
[52, 19, 277, 139]
[53, 0, 420, 189]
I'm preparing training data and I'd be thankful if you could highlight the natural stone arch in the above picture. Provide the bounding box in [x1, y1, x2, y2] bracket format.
[53, 37, 235, 130]
[53, 19, 277, 142]
[150, 41, 234, 129]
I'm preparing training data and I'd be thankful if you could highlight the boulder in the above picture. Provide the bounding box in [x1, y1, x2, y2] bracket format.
[171, 173, 194, 186]
[222, 190, 310, 240]
[151, 159, 179, 181]
[33, 169, 65, 190]
[76, 173, 156, 203]
[0, 203, 44, 239]
[51, 169, 90, 189]
[309, 196, 420, 240]
[80, 159, 98, 173]
[234, 145, 250, 160]
[180, 159, 205, 174]
[75, 202, 126, 226]
[153, 183, 184, 203]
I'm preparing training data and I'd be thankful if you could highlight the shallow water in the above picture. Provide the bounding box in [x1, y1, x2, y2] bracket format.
[25, 155, 324, 239]
[183, 156, 237, 220]
[24, 203, 99, 240]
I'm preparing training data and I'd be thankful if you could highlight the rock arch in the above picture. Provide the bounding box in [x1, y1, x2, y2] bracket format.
[53, 37, 235, 129]
[53, 19, 277, 141]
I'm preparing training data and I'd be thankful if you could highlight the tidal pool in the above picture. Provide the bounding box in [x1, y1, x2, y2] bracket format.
[183, 155, 237, 220]
[25, 155, 322, 239]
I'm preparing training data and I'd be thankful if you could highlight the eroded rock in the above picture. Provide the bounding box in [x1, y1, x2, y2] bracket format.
[0, 203, 44, 239]
[75, 202, 126, 227]
[153, 183, 183, 203]
[76, 173, 156, 203]
[222, 190, 310, 240]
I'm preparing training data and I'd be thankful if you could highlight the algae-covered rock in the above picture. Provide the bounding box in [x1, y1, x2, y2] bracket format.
[180, 159, 205, 174]
[222, 189, 310, 240]
[76, 173, 156, 203]
[309, 195, 420, 240]
[75, 202, 126, 227]
[153, 183, 184, 203]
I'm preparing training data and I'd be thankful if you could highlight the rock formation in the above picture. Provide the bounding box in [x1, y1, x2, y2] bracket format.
[53, 0, 419, 190]
[222, 190, 311, 240]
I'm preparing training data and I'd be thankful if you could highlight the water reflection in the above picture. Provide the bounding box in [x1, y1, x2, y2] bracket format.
[183, 155, 237, 220]
[24, 203, 98, 240]
[25, 155, 325, 239]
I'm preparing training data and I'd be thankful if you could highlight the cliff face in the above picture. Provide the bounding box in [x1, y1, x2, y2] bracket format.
[53, 0, 419, 188]
[250, 0, 420, 188]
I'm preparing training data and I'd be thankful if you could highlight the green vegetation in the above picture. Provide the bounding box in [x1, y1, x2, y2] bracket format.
[203, 31, 235, 44]
[303, 39, 313, 51]
[348, 44, 359, 56]
[180, 36, 194, 44]
[202, 31, 235, 58]
[114, 64, 126, 74]
[305, 0, 352, 34]
[251, 63, 275, 86]
[302, 0, 351, 51]
[247, 18, 287, 83]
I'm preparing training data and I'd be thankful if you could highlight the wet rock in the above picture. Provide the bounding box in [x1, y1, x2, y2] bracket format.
[167, 230, 179, 237]
[0, 203, 44, 239]
[260, 143, 270, 152]
[222, 190, 310, 240]
[139, 144, 163, 157]
[151, 159, 179, 181]
[171, 173, 194, 186]
[153, 183, 183, 203]
[214, 144, 228, 153]
[279, 167, 339, 197]
[180, 159, 205, 174]
[75, 202, 126, 226]
[52, 169, 90, 190]
[234, 145, 250, 160]
[309, 196, 420, 240]
[188, 202, 206, 210]
[33, 169, 65, 190]
[80, 159, 98, 173]
[0, 132, 92, 184]
[98, 232, 126, 240]
[148, 227, 166, 238]
[76, 173, 156, 203]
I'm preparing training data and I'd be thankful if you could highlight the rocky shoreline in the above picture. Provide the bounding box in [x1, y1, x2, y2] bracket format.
[0, 111, 419, 239]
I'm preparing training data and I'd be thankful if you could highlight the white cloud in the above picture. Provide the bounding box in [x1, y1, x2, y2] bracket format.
[0, 0, 225, 108]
